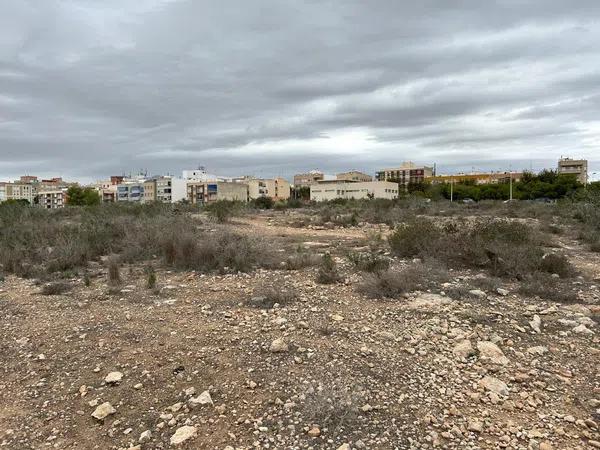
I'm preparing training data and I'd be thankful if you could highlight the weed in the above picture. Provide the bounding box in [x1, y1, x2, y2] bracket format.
[107, 256, 121, 286]
[40, 281, 72, 296]
[146, 266, 157, 289]
[347, 251, 390, 273]
[247, 284, 298, 309]
[316, 253, 341, 284]
[518, 273, 578, 302]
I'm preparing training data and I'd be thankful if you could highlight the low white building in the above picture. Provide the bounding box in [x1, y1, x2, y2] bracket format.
[310, 180, 399, 202]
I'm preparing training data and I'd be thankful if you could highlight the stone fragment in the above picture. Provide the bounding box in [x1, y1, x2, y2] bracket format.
[170, 426, 197, 446]
[91, 402, 116, 420]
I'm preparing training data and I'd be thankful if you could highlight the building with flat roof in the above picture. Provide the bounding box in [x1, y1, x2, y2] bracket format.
[37, 189, 67, 209]
[246, 177, 290, 201]
[294, 170, 324, 187]
[375, 162, 434, 187]
[186, 181, 248, 205]
[427, 171, 523, 185]
[336, 171, 373, 182]
[310, 180, 399, 202]
[558, 158, 588, 184]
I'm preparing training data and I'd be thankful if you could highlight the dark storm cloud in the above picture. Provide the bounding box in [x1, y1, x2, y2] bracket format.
[0, 0, 599, 181]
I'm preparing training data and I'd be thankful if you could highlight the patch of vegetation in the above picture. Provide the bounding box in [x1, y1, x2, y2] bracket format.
[316, 253, 341, 284]
[107, 256, 121, 286]
[518, 273, 578, 303]
[285, 247, 320, 270]
[40, 281, 72, 296]
[348, 251, 390, 273]
[145, 266, 157, 289]
[252, 196, 274, 210]
[358, 262, 449, 299]
[204, 200, 243, 223]
[248, 284, 298, 309]
[301, 383, 362, 436]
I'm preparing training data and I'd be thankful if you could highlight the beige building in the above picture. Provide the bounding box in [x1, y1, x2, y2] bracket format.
[310, 180, 399, 202]
[376, 162, 434, 186]
[187, 181, 248, 205]
[6, 182, 38, 204]
[37, 189, 67, 209]
[294, 170, 324, 187]
[336, 171, 372, 182]
[143, 180, 156, 203]
[247, 177, 290, 201]
[427, 172, 523, 185]
[558, 158, 588, 184]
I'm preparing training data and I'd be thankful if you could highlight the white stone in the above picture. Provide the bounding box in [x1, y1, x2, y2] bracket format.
[269, 338, 289, 353]
[479, 375, 509, 396]
[104, 371, 123, 384]
[91, 402, 116, 420]
[529, 315, 542, 333]
[477, 341, 509, 366]
[170, 426, 197, 446]
[189, 390, 213, 407]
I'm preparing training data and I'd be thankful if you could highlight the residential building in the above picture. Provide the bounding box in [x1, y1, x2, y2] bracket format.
[310, 180, 399, 201]
[0, 182, 7, 202]
[294, 170, 324, 187]
[186, 181, 248, 204]
[172, 168, 225, 203]
[156, 177, 172, 202]
[6, 182, 38, 204]
[37, 189, 67, 209]
[427, 172, 523, 185]
[336, 171, 373, 182]
[247, 177, 290, 201]
[143, 179, 156, 203]
[376, 162, 434, 187]
[116, 182, 144, 202]
[558, 158, 588, 184]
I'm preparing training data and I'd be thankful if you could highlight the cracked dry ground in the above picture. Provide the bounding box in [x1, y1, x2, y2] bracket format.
[1, 216, 599, 450]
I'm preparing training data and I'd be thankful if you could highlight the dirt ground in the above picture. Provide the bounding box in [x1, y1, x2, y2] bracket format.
[0, 212, 599, 449]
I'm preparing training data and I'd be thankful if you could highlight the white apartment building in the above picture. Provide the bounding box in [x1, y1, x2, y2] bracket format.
[310, 180, 399, 202]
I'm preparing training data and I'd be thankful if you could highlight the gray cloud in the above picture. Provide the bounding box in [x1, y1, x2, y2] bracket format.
[1, 0, 599, 182]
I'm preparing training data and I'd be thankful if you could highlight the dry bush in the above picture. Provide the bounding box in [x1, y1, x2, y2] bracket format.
[285, 247, 321, 270]
[301, 383, 362, 436]
[106, 256, 121, 285]
[247, 284, 298, 309]
[347, 251, 390, 273]
[518, 273, 578, 302]
[316, 253, 341, 284]
[359, 262, 449, 299]
[40, 281, 72, 296]
[539, 253, 577, 278]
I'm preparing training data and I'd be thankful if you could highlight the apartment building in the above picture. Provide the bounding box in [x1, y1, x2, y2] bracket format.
[427, 172, 523, 185]
[5, 182, 38, 204]
[376, 162, 434, 187]
[336, 171, 373, 182]
[293, 170, 324, 187]
[37, 189, 67, 209]
[143, 179, 156, 202]
[186, 181, 248, 205]
[0, 182, 7, 202]
[558, 158, 588, 184]
[247, 177, 290, 201]
[116, 182, 144, 202]
[156, 177, 172, 202]
[310, 180, 399, 202]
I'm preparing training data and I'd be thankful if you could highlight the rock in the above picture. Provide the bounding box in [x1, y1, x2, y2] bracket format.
[529, 314, 542, 333]
[573, 324, 594, 335]
[588, 440, 600, 448]
[337, 445, 350, 450]
[189, 390, 213, 407]
[377, 331, 396, 341]
[408, 294, 452, 310]
[91, 402, 116, 420]
[139, 430, 151, 444]
[539, 443, 554, 450]
[330, 314, 344, 321]
[269, 338, 289, 353]
[496, 288, 509, 296]
[527, 345, 548, 355]
[479, 375, 509, 396]
[170, 426, 197, 446]
[307, 426, 321, 437]
[468, 420, 483, 433]
[453, 339, 475, 360]
[469, 289, 486, 298]
[104, 371, 123, 384]
[477, 341, 509, 366]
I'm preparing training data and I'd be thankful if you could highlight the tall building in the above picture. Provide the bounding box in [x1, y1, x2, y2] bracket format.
[37, 189, 67, 209]
[558, 158, 588, 184]
[375, 162, 434, 187]
[336, 171, 372, 182]
[293, 170, 324, 187]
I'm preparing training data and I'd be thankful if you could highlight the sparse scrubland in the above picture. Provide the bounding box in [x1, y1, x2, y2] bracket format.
[0, 194, 599, 449]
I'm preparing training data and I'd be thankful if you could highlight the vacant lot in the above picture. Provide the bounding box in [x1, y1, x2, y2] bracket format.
[0, 202, 598, 449]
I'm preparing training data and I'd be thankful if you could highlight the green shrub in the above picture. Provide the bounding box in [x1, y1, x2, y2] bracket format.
[204, 200, 241, 223]
[146, 266, 157, 289]
[518, 273, 578, 302]
[285, 247, 320, 270]
[107, 256, 121, 286]
[252, 196, 274, 209]
[539, 253, 577, 278]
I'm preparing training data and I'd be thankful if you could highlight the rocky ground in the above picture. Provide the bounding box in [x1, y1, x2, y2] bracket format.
[0, 212, 599, 449]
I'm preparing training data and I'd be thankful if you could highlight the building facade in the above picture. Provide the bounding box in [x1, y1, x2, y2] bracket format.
[116, 182, 145, 202]
[294, 170, 324, 187]
[427, 172, 523, 185]
[336, 171, 373, 182]
[310, 181, 399, 202]
[558, 158, 588, 184]
[187, 181, 248, 204]
[247, 177, 290, 201]
[37, 189, 67, 209]
[376, 162, 434, 187]
[156, 177, 172, 202]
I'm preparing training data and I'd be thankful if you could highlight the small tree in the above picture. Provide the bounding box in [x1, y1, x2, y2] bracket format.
[253, 196, 274, 209]
[67, 186, 101, 206]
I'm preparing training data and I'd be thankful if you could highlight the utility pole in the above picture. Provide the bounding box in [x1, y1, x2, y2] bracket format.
[509, 165, 513, 201]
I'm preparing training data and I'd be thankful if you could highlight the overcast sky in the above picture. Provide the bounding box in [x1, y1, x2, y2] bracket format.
[1, 1, 599, 182]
